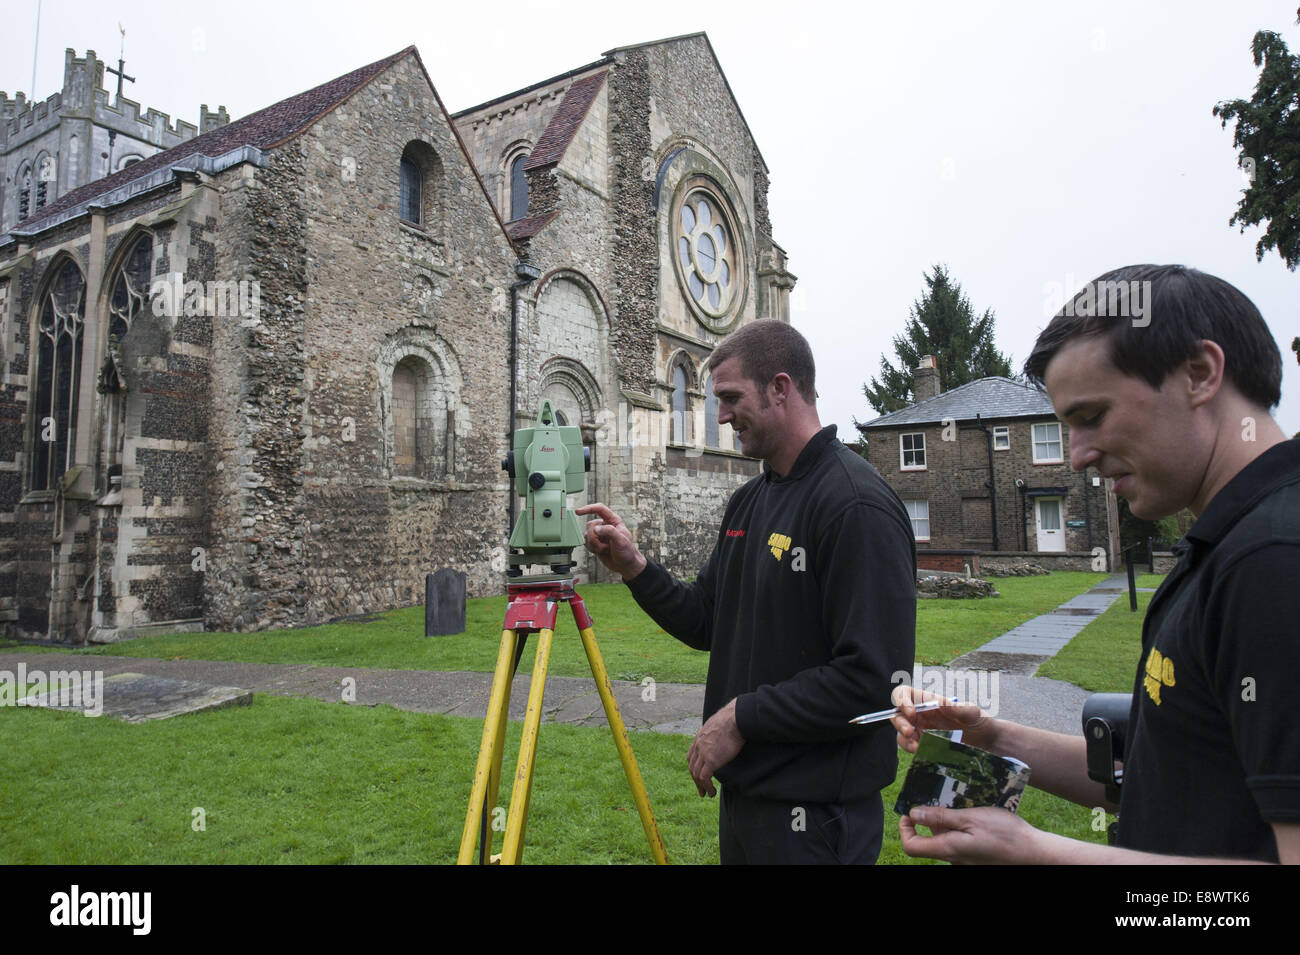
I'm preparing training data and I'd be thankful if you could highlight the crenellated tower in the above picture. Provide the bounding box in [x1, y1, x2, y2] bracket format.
[0, 48, 228, 234]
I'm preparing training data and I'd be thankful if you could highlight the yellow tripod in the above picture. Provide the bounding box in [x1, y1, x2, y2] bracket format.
[457, 579, 669, 864]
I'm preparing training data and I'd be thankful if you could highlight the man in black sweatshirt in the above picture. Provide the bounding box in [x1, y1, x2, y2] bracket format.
[578, 320, 916, 864]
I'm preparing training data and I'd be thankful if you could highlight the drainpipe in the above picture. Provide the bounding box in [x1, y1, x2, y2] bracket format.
[1016, 478, 1027, 550]
[1084, 466, 1094, 553]
[507, 261, 541, 535]
[975, 414, 999, 551]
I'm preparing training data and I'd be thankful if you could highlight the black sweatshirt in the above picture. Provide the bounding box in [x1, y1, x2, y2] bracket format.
[628, 426, 917, 802]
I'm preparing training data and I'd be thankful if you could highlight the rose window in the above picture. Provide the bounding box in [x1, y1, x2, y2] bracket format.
[674, 188, 741, 322]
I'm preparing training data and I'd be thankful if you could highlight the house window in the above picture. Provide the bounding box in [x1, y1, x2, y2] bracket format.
[900, 432, 926, 470]
[510, 154, 529, 222]
[31, 260, 86, 491]
[399, 154, 422, 225]
[1032, 422, 1063, 463]
[704, 376, 719, 448]
[993, 426, 1010, 451]
[906, 501, 930, 541]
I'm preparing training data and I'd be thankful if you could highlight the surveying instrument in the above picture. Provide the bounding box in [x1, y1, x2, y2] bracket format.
[457, 400, 669, 864]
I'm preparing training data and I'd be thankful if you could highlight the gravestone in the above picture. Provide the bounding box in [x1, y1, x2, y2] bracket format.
[24, 671, 252, 722]
[425, 568, 467, 636]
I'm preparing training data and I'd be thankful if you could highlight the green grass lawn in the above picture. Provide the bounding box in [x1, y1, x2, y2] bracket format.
[0, 694, 1107, 864]
[5, 572, 1107, 680]
[912, 572, 1102, 664]
[1035, 591, 1153, 692]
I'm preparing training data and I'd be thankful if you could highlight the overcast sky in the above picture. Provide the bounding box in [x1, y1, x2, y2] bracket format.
[5, 0, 1297, 435]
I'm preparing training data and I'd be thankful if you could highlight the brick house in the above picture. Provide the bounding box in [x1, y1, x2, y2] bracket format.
[859, 357, 1120, 572]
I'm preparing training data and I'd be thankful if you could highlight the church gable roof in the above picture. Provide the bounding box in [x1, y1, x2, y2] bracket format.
[11, 47, 414, 235]
[522, 71, 607, 171]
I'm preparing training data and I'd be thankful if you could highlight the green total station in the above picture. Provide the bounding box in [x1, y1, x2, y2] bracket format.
[502, 400, 590, 578]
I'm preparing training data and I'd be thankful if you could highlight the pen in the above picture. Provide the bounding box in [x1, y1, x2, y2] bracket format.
[849, 696, 960, 725]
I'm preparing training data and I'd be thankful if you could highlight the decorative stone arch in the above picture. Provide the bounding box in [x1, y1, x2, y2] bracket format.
[501, 138, 533, 222]
[538, 356, 601, 432]
[376, 327, 464, 482]
[530, 270, 612, 430]
[654, 141, 754, 335]
[116, 154, 145, 171]
[531, 268, 612, 326]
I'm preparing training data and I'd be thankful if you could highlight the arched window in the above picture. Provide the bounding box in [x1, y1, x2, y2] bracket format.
[510, 154, 529, 221]
[671, 363, 689, 444]
[705, 376, 719, 448]
[399, 153, 422, 225]
[36, 155, 55, 209]
[31, 260, 86, 491]
[18, 166, 32, 222]
[399, 141, 443, 231]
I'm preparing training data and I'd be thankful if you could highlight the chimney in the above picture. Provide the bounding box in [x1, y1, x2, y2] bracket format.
[913, 355, 941, 402]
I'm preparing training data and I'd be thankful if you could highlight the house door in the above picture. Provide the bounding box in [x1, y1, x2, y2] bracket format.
[1034, 497, 1065, 552]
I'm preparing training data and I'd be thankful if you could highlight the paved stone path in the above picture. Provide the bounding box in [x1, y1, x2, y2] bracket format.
[0, 575, 1153, 737]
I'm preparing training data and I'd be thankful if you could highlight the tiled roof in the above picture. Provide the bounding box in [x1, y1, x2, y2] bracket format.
[522, 71, 607, 171]
[505, 212, 559, 241]
[12, 47, 413, 234]
[859, 377, 1057, 428]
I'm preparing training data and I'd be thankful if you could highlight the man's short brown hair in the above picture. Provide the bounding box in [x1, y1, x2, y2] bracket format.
[705, 319, 817, 403]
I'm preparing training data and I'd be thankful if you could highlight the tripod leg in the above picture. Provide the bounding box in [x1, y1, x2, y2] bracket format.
[457, 628, 519, 865]
[482, 630, 527, 860]
[575, 619, 671, 865]
[500, 626, 554, 865]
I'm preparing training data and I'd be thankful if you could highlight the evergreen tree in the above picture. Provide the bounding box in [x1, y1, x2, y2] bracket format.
[1213, 9, 1300, 270]
[856, 264, 1013, 423]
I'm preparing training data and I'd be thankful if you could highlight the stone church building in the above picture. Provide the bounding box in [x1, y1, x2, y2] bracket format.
[0, 33, 797, 641]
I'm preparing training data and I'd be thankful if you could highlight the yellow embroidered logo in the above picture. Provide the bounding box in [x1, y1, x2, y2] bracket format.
[767, 532, 792, 561]
[1143, 647, 1176, 705]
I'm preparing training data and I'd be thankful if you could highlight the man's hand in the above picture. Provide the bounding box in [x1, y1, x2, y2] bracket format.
[575, 503, 647, 581]
[899, 806, 1047, 865]
[890, 683, 994, 753]
[688, 698, 745, 797]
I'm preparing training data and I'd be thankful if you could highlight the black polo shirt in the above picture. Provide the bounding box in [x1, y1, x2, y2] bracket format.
[1115, 437, 1300, 861]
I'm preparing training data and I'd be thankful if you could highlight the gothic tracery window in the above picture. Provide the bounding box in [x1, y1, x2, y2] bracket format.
[108, 235, 152, 351]
[102, 234, 153, 473]
[31, 260, 86, 491]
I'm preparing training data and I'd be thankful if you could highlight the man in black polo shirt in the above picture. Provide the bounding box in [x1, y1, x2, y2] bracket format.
[892, 265, 1299, 864]
[578, 320, 916, 864]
